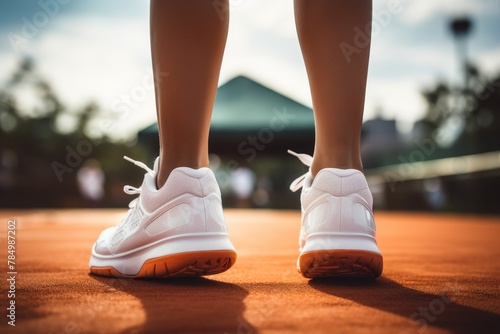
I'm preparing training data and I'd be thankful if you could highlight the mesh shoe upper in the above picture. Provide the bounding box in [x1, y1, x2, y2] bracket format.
[93, 157, 227, 256]
[288, 150, 377, 252]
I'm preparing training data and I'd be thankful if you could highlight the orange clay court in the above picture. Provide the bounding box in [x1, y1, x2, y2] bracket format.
[0, 209, 499, 334]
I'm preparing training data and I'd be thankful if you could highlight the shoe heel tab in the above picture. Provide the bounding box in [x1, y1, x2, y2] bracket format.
[313, 168, 362, 186]
[172, 167, 214, 179]
[170, 167, 220, 197]
[317, 168, 362, 178]
[314, 168, 369, 195]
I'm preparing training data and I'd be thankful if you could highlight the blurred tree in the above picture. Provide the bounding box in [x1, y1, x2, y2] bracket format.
[461, 65, 500, 153]
[420, 64, 500, 155]
[400, 66, 500, 213]
[0, 58, 147, 208]
[420, 83, 451, 136]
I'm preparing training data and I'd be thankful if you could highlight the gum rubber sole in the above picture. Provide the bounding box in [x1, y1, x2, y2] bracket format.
[90, 250, 236, 278]
[299, 250, 383, 279]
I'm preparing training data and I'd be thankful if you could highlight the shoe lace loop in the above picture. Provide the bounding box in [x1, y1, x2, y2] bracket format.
[122, 156, 155, 208]
[124, 156, 155, 177]
[287, 150, 313, 192]
[123, 185, 140, 195]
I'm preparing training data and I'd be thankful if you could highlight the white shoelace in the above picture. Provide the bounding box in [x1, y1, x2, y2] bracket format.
[122, 156, 156, 209]
[288, 150, 313, 192]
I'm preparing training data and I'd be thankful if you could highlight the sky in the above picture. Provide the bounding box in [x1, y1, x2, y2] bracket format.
[1, 0, 500, 140]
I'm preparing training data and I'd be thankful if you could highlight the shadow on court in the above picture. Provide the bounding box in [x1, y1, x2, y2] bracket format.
[309, 277, 500, 333]
[90, 275, 256, 334]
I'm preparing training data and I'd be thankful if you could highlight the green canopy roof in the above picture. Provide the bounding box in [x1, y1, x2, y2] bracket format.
[140, 75, 314, 134]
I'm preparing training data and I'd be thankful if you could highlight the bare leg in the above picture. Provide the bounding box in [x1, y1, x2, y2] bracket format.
[294, 0, 372, 176]
[150, 0, 229, 187]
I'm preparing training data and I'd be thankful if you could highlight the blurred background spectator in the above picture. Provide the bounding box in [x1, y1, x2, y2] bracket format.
[77, 159, 105, 206]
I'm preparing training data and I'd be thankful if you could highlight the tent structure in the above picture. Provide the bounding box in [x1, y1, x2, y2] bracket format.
[138, 75, 315, 160]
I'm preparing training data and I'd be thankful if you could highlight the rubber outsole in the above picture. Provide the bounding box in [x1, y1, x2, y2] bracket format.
[299, 250, 383, 279]
[90, 250, 236, 278]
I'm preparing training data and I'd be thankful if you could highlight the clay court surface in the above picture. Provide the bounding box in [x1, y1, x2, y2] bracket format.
[0, 209, 499, 334]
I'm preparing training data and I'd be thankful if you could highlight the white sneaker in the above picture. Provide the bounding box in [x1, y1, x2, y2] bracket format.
[89, 157, 236, 278]
[288, 150, 383, 278]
